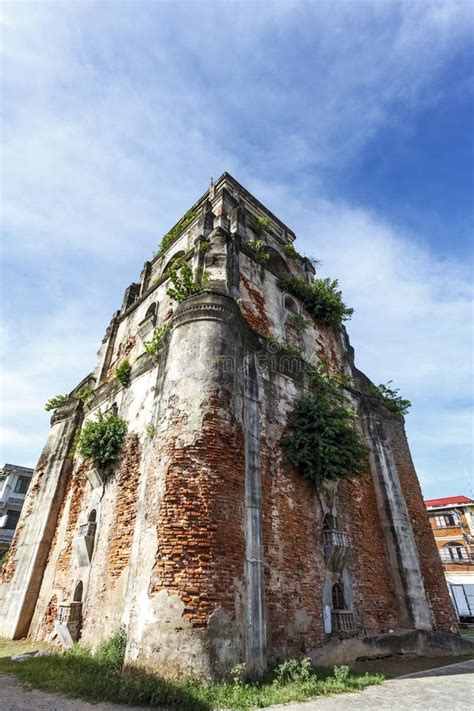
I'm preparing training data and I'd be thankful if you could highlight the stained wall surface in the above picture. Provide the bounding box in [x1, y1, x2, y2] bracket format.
[0, 173, 457, 677]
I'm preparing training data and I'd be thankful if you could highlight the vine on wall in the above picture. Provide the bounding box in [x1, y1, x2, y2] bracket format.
[166, 259, 209, 302]
[283, 366, 367, 488]
[279, 275, 353, 329]
[154, 209, 199, 258]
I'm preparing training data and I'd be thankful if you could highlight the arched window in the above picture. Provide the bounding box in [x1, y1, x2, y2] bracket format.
[88, 509, 97, 523]
[332, 583, 345, 610]
[440, 542, 468, 563]
[73, 581, 83, 603]
[162, 251, 185, 276]
[284, 294, 299, 314]
[144, 302, 157, 323]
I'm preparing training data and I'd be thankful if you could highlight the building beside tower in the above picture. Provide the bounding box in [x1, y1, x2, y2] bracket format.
[0, 173, 460, 677]
[0, 464, 33, 556]
[425, 495, 474, 622]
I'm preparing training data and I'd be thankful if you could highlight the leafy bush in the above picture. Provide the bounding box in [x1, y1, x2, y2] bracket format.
[230, 662, 248, 686]
[370, 381, 411, 417]
[199, 238, 211, 253]
[246, 239, 270, 264]
[333, 665, 350, 682]
[279, 275, 353, 329]
[267, 336, 303, 358]
[44, 394, 69, 412]
[144, 323, 171, 356]
[75, 387, 94, 404]
[167, 258, 209, 302]
[251, 214, 269, 237]
[145, 422, 155, 439]
[274, 657, 313, 684]
[283, 243, 300, 260]
[283, 367, 367, 488]
[115, 360, 132, 387]
[76, 411, 128, 468]
[287, 313, 310, 331]
[155, 209, 198, 258]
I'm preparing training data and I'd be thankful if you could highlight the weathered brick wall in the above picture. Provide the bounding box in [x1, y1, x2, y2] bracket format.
[107, 435, 141, 582]
[40, 594, 58, 637]
[384, 418, 458, 632]
[337, 473, 399, 633]
[260, 437, 327, 661]
[240, 271, 272, 336]
[54, 466, 86, 590]
[151, 389, 246, 630]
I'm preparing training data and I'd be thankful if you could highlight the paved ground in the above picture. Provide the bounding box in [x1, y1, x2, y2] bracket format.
[272, 659, 474, 711]
[0, 673, 144, 711]
[1, 659, 473, 710]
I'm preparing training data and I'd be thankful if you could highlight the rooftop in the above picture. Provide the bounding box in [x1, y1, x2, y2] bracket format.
[424, 495, 474, 509]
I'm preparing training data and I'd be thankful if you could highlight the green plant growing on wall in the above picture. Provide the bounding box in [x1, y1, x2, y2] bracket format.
[283, 243, 301, 260]
[44, 394, 69, 412]
[115, 360, 132, 388]
[287, 313, 311, 332]
[199, 238, 211, 253]
[282, 366, 367, 488]
[166, 258, 209, 302]
[369, 381, 411, 417]
[76, 411, 128, 469]
[246, 239, 270, 264]
[278, 275, 353, 329]
[267, 335, 303, 359]
[251, 214, 270, 238]
[144, 323, 171, 357]
[154, 209, 199, 258]
[75, 387, 94, 404]
[145, 422, 155, 439]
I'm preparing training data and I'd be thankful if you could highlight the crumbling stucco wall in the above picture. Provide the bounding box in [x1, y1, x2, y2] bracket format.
[0, 172, 457, 678]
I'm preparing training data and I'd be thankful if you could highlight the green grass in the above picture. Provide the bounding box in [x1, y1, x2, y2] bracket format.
[0, 636, 384, 710]
[461, 628, 474, 638]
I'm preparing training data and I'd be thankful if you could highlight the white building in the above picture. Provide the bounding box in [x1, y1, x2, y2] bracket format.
[0, 464, 34, 554]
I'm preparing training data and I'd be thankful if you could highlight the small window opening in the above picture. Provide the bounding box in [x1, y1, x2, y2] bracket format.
[332, 583, 345, 610]
[73, 581, 83, 603]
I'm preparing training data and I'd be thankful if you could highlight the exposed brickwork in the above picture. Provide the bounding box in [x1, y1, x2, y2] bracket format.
[337, 473, 399, 632]
[240, 272, 272, 336]
[151, 389, 246, 628]
[261, 436, 327, 660]
[41, 595, 58, 638]
[384, 418, 458, 632]
[55, 464, 86, 587]
[106, 335, 137, 380]
[107, 434, 141, 582]
[1, 175, 460, 673]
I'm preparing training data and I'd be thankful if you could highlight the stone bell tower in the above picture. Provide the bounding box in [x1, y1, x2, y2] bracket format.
[0, 173, 459, 677]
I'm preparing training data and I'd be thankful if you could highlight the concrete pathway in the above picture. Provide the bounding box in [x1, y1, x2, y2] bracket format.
[271, 659, 474, 711]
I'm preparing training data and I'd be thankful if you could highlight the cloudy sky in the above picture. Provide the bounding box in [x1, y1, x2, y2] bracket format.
[1, 0, 473, 499]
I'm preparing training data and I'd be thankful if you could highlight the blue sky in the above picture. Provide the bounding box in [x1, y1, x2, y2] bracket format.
[1, 0, 473, 499]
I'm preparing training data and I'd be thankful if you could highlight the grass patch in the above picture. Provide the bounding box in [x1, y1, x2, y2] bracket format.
[0, 637, 384, 710]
